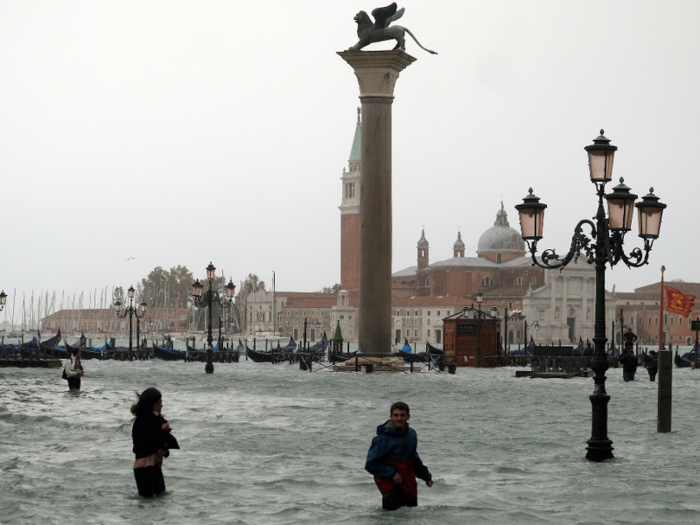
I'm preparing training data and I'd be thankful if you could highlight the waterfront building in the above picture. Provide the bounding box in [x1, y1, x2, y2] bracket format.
[41, 307, 189, 334]
[615, 282, 700, 346]
[243, 289, 336, 340]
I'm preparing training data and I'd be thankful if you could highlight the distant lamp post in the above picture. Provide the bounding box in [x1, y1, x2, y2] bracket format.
[0, 290, 6, 312]
[524, 320, 540, 346]
[515, 130, 666, 462]
[490, 306, 501, 354]
[191, 262, 236, 374]
[113, 285, 147, 361]
[475, 290, 484, 367]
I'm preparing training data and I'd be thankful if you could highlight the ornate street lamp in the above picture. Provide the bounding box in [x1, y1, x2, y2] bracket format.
[113, 285, 147, 361]
[515, 130, 666, 462]
[0, 290, 6, 312]
[191, 262, 236, 374]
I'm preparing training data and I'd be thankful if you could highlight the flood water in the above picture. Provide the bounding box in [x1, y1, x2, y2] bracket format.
[2, 359, 700, 524]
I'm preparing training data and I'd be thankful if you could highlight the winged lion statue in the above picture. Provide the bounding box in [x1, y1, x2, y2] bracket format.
[347, 3, 437, 55]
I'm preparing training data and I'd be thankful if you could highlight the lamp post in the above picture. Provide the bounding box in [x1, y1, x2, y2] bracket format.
[515, 130, 666, 462]
[0, 290, 6, 312]
[191, 262, 236, 374]
[524, 320, 540, 347]
[489, 306, 499, 353]
[113, 286, 147, 361]
[476, 291, 484, 367]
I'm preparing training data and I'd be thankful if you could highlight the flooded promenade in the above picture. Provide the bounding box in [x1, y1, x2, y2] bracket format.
[2, 361, 700, 524]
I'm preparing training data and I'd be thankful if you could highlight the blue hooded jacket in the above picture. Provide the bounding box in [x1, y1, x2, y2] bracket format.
[365, 420, 431, 482]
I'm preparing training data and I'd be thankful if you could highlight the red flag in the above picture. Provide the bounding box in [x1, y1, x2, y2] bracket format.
[664, 286, 696, 317]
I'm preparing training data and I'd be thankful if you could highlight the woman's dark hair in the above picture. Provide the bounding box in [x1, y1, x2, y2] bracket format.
[71, 348, 80, 356]
[390, 401, 410, 415]
[130, 387, 162, 415]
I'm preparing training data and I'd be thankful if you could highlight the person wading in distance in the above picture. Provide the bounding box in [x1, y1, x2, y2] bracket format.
[64, 348, 84, 391]
[365, 402, 433, 511]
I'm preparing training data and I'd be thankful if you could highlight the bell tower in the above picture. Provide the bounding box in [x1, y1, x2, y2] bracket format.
[453, 231, 465, 257]
[339, 108, 361, 292]
[417, 229, 430, 271]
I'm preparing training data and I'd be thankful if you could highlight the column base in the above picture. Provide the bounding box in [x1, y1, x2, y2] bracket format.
[339, 355, 417, 373]
[585, 440, 614, 462]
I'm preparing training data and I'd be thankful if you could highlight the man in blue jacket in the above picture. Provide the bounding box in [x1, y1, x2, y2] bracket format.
[365, 402, 433, 510]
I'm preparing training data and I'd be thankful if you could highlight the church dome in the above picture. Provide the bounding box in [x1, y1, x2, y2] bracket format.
[477, 203, 526, 254]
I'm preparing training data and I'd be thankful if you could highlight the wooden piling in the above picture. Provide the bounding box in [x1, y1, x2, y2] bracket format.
[658, 350, 672, 433]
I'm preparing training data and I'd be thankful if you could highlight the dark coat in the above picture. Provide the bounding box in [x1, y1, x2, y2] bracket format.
[620, 354, 638, 374]
[132, 411, 179, 459]
[644, 354, 658, 373]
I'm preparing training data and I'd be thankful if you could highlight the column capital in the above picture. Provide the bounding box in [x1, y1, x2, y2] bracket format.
[338, 50, 416, 98]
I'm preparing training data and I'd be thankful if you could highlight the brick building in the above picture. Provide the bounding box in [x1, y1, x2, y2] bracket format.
[615, 282, 700, 346]
[41, 307, 189, 334]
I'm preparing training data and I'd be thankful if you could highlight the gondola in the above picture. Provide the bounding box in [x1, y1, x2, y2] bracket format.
[297, 334, 329, 362]
[278, 337, 297, 353]
[329, 350, 357, 362]
[303, 334, 329, 354]
[21, 336, 43, 359]
[153, 343, 186, 361]
[674, 345, 697, 368]
[426, 342, 444, 355]
[396, 339, 429, 363]
[39, 330, 66, 358]
[245, 346, 275, 363]
[66, 339, 104, 360]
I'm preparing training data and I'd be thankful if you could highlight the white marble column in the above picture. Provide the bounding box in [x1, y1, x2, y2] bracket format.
[338, 51, 416, 355]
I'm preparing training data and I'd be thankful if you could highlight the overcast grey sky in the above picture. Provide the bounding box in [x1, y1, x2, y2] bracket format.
[1, 1, 697, 314]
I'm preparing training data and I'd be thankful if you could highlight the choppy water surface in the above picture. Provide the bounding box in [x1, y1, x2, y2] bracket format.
[2, 360, 700, 524]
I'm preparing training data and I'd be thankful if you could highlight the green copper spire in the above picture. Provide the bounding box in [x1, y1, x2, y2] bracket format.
[332, 320, 344, 343]
[349, 107, 361, 161]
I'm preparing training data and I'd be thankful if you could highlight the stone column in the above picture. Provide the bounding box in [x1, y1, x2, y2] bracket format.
[562, 276, 568, 342]
[338, 50, 416, 355]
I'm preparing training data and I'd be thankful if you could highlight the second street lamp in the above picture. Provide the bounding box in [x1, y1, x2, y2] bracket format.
[114, 285, 147, 361]
[192, 262, 236, 374]
[515, 130, 666, 462]
[0, 290, 6, 312]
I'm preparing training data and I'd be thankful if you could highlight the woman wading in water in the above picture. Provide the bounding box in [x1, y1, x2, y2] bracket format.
[131, 388, 178, 497]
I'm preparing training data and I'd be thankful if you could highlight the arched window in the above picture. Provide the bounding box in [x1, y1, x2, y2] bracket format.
[425, 277, 430, 287]
[688, 337, 693, 345]
[481, 277, 494, 286]
[532, 277, 537, 284]
[514, 277, 524, 285]
[503, 278, 507, 285]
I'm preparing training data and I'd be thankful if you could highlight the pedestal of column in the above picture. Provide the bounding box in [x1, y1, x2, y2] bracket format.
[338, 50, 416, 356]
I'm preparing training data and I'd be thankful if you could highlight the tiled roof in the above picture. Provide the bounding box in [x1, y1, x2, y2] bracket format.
[392, 266, 418, 277]
[479, 284, 531, 297]
[390, 296, 478, 307]
[428, 256, 536, 268]
[634, 282, 700, 296]
[42, 308, 189, 321]
[284, 297, 337, 308]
